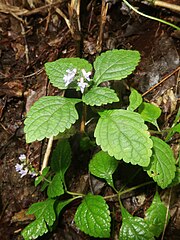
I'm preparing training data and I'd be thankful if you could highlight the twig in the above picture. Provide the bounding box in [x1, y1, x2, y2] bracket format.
[40, 136, 54, 173]
[122, 0, 180, 30]
[154, 0, 180, 12]
[20, 22, 29, 64]
[142, 66, 180, 97]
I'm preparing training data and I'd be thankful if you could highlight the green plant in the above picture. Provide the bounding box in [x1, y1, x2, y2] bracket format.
[20, 49, 179, 239]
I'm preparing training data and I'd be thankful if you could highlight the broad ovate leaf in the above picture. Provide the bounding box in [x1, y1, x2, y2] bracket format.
[24, 96, 81, 143]
[45, 58, 92, 89]
[22, 199, 56, 239]
[74, 194, 111, 238]
[94, 110, 153, 167]
[89, 151, 118, 187]
[145, 191, 170, 237]
[127, 88, 142, 111]
[47, 173, 64, 198]
[51, 139, 71, 183]
[144, 136, 176, 188]
[119, 204, 154, 240]
[93, 49, 140, 86]
[138, 102, 161, 128]
[82, 86, 119, 106]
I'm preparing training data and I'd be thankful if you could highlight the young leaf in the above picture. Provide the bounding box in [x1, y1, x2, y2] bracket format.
[94, 110, 153, 167]
[47, 173, 64, 198]
[45, 58, 92, 89]
[172, 123, 180, 133]
[127, 88, 142, 111]
[24, 96, 81, 143]
[93, 49, 140, 86]
[144, 136, 176, 188]
[145, 191, 170, 237]
[89, 151, 118, 188]
[119, 204, 154, 240]
[35, 166, 50, 187]
[50, 139, 71, 183]
[82, 86, 119, 106]
[22, 199, 56, 239]
[74, 194, 111, 238]
[138, 102, 161, 128]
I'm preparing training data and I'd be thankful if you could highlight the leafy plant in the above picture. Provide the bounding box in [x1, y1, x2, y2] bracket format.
[21, 49, 179, 239]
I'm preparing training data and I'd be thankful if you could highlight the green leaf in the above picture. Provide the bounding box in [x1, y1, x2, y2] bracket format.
[22, 218, 48, 240]
[22, 199, 56, 240]
[89, 151, 118, 187]
[93, 49, 140, 86]
[138, 102, 161, 128]
[127, 88, 142, 111]
[82, 86, 119, 106]
[94, 110, 153, 167]
[145, 191, 170, 237]
[47, 173, 64, 198]
[144, 136, 176, 188]
[119, 204, 154, 240]
[50, 139, 71, 183]
[45, 58, 92, 89]
[35, 166, 50, 187]
[56, 198, 75, 216]
[168, 166, 180, 187]
[27, 199, 56, 226]
[172, 123, 180, 133]
[74, 194, 111, 238]
[24, 96, 81, 143]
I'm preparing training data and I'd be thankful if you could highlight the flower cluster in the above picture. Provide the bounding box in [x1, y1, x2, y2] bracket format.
[15, 154, 37, 178]
[63, 68, 91, 93]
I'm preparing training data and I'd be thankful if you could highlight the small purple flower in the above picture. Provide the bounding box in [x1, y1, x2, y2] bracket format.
[77, 77, 88, 93]
[63, 68, 77, 87]
[15, 163, 23, 172]
[29, 171, 38, 178]
[81, 69, 91, 81]
[19, 168, 28, 178]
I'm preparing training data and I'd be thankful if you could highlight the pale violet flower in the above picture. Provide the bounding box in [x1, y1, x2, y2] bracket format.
[15, 163, 23, 172]
[19, 168, 29, 178]
[19, 154, 26, 161]
[29, 171, 38, 178]
[77, 77, 88, 93]
[63, 68, 77, 87]
[81, 69, 91, 81]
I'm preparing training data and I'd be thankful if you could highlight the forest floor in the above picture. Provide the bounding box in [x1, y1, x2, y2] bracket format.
[0, 0, 179, 239]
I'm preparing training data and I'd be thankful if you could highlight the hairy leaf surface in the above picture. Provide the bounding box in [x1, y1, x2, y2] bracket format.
[51, 139, 71, 183]
[24, 96, 80, 143]
[93, 50, 140, 85]
[145, 192, 170, 237]
[94, 110, 152, 167]
[127, 88, 142, 111]
[47, 173, 64, 198]
[82, 86, 119, 106]
[74, 194, 111, 238]
[119, 205, 154, 240]
[22, 199, 56, 239]
[138, 102, 161, 128]
[45, 58, 92, 89]
[144, 136, 176, 188]
[89, 151, 118, 187]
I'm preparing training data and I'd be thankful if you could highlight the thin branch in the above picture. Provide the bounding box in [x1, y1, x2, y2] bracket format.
[40, 136, 54, 173]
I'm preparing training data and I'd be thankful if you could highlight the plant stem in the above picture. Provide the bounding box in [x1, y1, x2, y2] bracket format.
[66, 190, 85, 197]
[119, 181, 154, 197]
[80, 103, 87, 133]
[40, 136, 53, 174]
[122, 0, 180, 30]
